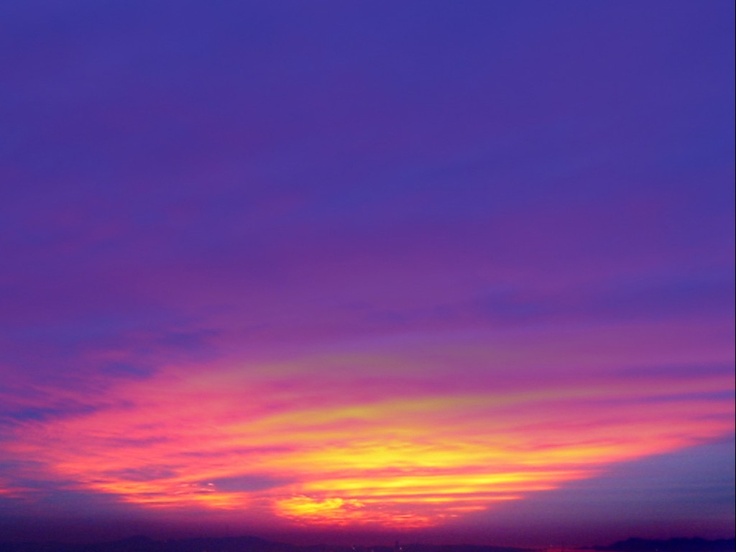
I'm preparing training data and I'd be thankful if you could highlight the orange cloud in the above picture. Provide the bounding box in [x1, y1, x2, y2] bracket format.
[3, 346, 733, 530]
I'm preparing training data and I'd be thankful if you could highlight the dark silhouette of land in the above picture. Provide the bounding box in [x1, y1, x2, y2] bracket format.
[595, 537, 735, 552]
[0, 536, 528, 552]
[0, 535, 733, 552]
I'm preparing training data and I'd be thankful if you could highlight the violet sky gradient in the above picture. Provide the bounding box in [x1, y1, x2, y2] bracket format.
[0, 0, 734, 547]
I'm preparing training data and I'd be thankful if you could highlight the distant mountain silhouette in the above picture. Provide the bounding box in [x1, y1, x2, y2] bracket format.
[2, 535, 733, 552]
[0, 536, 530, 552]
[596, 537, 736, 552]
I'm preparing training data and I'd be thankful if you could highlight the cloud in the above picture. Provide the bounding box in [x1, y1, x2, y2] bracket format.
[0, 0, 732, 542]
[0, 346, 731, 530]
[209, 474, 292, 493]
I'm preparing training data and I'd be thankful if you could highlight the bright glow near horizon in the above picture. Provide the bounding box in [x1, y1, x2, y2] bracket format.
[4, 334, 733, 530]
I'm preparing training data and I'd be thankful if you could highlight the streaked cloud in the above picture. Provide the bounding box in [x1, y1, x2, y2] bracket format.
[0, 0, 732, 544]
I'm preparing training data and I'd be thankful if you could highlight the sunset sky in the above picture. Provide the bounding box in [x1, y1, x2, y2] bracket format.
[0, 0, 734, 548]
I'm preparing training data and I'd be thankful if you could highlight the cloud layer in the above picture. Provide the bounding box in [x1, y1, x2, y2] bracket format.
[0, 0, 733, 545]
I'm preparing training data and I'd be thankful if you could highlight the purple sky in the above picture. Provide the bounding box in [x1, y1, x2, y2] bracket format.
[0, 0, 734, 547]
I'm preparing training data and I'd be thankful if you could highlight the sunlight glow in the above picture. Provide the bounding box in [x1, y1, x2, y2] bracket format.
[5, 350, 732, 530]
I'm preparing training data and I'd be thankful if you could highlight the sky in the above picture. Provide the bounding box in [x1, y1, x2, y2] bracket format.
[0, 0, 734, 547]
